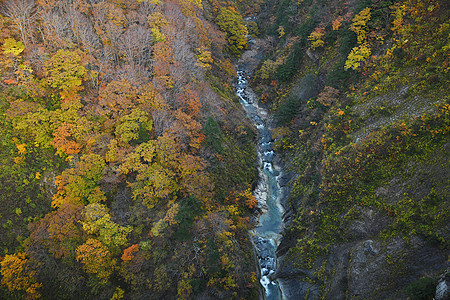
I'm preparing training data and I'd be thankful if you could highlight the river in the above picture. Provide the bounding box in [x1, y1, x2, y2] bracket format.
[236, 70, 283, 300]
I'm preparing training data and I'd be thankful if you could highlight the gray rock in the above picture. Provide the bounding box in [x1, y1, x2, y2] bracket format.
[278, 278, 319, 300]
[364, 240, 377, 256]
[435, 269, 450, 300]
[435, 280, 449, 300]
[278, 171, 294, 187]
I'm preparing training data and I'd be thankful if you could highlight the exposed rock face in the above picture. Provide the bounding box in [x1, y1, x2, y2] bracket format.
[273, 140, 448, 299]
[275, 233, 448, 299]
[278, 277, 320, 300]
[435, 269, 450, 300]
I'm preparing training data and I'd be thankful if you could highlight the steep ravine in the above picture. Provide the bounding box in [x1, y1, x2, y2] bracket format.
[236, 43, 285, 299]
[235, 40, 449, 300]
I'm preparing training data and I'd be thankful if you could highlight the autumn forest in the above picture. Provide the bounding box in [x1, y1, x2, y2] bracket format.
[0, 0, 448, 299]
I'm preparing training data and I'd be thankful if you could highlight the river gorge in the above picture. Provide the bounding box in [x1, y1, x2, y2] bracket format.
[236, 65, 284, 299]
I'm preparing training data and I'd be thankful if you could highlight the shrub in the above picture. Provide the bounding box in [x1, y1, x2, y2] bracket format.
[405, 277, 437, 300]
[203, 117, 223, 153]
[276, 45, 303, 82]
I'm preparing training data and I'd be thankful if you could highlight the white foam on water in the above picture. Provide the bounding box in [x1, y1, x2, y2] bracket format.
[237, 68, 282, 300]
[260, 276, 271, 296]
[264, 162, 273, 172]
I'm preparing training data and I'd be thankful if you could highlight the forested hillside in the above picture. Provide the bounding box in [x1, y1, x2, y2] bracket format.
[249, 0, 449, 298]
[0, 0, 264, 299]
[1, 0, 449, 299]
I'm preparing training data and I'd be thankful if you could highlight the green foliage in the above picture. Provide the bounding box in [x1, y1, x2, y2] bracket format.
[275, 95, 303, 125]
[249, 0, 448, 298]
[206, 238, 221, 275]
[405, 277, 437, 300]
[276, 45, 303, 82]
[190, 277, 207, 295]
[174, 196, 204, 241]
[276, 73, 319, 124]
[0, 90, 67, 254]
[211, 132, 257, 202]
[295, 18, 318, 46]
[287, 106, 449, 272]
[290, 238, 328, 269]
[0, 0, 262, 298]
[203, 117, 223, 153]
[0, 0, 446, 298]
[324, 29, 338, 45]
[326, 58, 354, 89]
[339, 28, 358, 57]
[271, 0, 295, 34]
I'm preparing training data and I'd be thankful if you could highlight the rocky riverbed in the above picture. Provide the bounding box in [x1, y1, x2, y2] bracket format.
[236, 40, 285, 300]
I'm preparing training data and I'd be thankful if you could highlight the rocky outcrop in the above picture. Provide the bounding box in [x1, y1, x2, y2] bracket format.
[275, 236, 447, 299]
[435, 269, 450, 300]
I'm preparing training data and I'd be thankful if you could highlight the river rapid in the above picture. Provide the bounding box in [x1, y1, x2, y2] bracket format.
[236, 70, 284, 300]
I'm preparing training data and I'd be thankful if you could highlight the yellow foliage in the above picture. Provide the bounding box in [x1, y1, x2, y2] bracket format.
[0, 253, 42, 299]
[257, 58, 284, 80]
[81, 203, 132, 248]
[148, 12, 168, 42]
[138, 82, 169, 111]
[177, 278, 192, 300]
[189, 0, 202, 9]
[111, 287, 125, 300]
[106, 6, 126, 26]
[308, 27, 325, 49]
[2, 38, 25, 56]
[195, 47, 213, 69]
[277, 26, 285, 39]
[14, 156, 25, 164]
[227, 205, 239, 217]
[158, 75, 174, 89]
[16, 143, 27, 155]
[150, 27, 166, 42]
[76, 239, 116, 284]
[163, 203, 179, 225]
[115, 108, 151, 144]
[151, 218, 166, 237]
[44, 49, 87, 99]
[345, 43, 371, 70]
[350, 7, 371, 44]
[106, 139, 119, 163]
[215, 7, 248, 55]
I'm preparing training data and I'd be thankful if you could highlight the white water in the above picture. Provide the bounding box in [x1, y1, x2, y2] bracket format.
[236, 70, 283, 300]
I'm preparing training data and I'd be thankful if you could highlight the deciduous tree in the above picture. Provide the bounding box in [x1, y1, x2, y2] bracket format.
[44, 49, 87, 100]
[0, 252, 42, 299]
[4, 0, 37, 46]
[81, 203, 132, 249]
[215, 7, 248, 55]
[76, 238, 116, 285]
[28, 203, 86, 259]
[52, 154, 106, 207]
